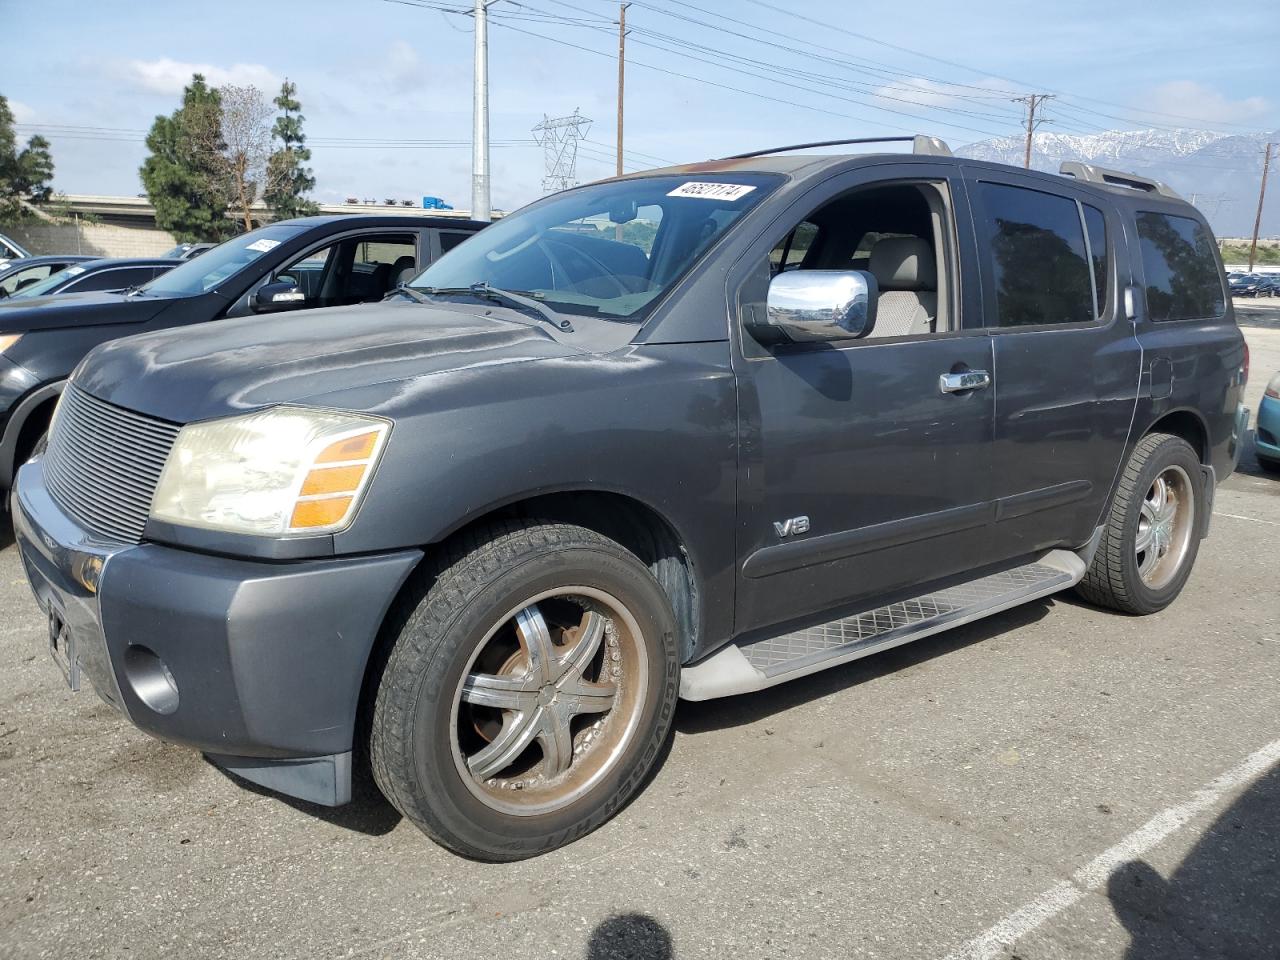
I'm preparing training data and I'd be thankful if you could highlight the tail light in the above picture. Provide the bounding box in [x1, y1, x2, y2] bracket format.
[1242, 341, 1250, 388]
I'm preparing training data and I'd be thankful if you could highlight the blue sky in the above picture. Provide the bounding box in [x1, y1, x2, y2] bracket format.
[1, 0, 1275, 212]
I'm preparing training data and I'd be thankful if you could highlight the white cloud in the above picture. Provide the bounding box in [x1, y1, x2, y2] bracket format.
[114, 57, 281, 95]
[1142, 81, 1269, 126]
[9, 99, 37, 123]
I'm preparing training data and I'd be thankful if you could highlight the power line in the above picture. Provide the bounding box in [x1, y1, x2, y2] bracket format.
[730, 0, 1269, 134]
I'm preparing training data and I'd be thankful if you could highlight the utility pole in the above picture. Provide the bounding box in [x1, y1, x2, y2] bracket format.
[1248, 142, 1273, 272]
[1013, 93, 1054, 169]
[616, 2, 629, 180]
[615, 2, 630, 240]
[471, 0, 495, 222]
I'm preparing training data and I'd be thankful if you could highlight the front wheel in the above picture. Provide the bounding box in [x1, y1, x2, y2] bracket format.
[1076, 433, 1204, 615]
[369, 520, 679, 860]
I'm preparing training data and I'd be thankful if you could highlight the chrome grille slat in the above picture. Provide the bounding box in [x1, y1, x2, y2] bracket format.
[42, 385, 181, 543]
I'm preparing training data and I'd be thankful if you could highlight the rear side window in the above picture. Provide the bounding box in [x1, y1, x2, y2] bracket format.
[1083, 204, 1108, 317]
[977, 182, 1095, 327]
[1135, 212, 1224, 321]
[69, 267, 157, 292]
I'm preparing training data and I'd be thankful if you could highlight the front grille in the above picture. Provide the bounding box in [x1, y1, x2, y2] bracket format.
[42, 385, 181, 543]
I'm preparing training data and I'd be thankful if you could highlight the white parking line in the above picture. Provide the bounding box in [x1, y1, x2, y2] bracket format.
[1213, 511, 1279, 526]
[941, 738, 1280, 960]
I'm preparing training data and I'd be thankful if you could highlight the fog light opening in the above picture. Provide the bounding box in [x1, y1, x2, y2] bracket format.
[124, 645, 180, 715]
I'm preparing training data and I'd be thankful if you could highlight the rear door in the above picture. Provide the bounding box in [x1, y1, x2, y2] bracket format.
[964, 169, 1142, 556]
[730, 162, 1002, 637]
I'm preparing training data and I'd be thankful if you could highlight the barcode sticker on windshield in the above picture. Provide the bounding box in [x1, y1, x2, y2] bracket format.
[66, 266, 85, 275]
[246, 238, 281, 253]
[667, 182, 757, 201]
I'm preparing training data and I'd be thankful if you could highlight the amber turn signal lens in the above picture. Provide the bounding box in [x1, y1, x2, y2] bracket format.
[290, 497, 354, 529]
[316, 431, 379, 463]
[300, 465, 366, 496]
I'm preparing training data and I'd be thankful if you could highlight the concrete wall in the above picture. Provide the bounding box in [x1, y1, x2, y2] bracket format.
[5, 220, 177, 258]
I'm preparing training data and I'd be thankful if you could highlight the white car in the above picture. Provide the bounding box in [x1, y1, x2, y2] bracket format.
[0, 232, 32, 267]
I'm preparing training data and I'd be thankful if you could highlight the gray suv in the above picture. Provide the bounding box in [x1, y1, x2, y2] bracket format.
[11, 136, 1251, 861]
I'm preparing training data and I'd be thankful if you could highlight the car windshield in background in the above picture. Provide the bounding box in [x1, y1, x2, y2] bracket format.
[9, 264, 86, 299]
[142, 225, 306, 296]
[409, 173, 783, 322]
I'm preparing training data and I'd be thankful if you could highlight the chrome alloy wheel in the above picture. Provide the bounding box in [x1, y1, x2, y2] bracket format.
[449, 586, 649, 817]
[1136, 464, 1195, 590]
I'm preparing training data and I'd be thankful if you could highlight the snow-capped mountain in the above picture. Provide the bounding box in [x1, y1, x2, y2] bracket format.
[958, 128, 1279, 237]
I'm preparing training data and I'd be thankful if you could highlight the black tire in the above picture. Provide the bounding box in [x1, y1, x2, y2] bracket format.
[1258, 455, 1280, 475]
[369, 519, 679, 861]
[1076, 432, 1205, 615]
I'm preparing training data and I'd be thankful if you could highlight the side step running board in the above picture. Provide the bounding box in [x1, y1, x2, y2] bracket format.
[680, 549, 1086, 701]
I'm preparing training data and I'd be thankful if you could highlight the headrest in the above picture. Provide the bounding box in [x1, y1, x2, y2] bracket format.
[869, 237, 936, 291]
[392, 255, 417, 286]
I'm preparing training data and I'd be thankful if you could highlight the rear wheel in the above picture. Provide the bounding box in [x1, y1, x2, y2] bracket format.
[369, 520, 679, 860]
[1076, 433, 1204, 615]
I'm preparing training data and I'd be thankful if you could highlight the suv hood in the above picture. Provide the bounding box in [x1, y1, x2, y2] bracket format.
[75, 299, 577, 423]
[0, 290, 169, 331]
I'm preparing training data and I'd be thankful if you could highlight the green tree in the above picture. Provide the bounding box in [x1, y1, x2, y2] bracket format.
[264, 80, 318, 221]
[139, 75, 235, 242]
[0, 94, 55, 224]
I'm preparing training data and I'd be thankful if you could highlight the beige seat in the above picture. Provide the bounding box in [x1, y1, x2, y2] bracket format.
[868, 237, 937, 337]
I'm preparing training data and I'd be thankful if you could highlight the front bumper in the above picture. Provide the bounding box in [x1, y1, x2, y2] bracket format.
[12, 457, 422, 805]
[1257, 396, 1280, 464]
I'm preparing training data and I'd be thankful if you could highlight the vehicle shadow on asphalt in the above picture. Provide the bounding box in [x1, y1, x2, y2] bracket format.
[675, 597, 1055, 734]
[211, 761, 404, 836]
[585, 913, 674, 960]
[0, 513, 14, 551]
[1106, 762, 1280, 959]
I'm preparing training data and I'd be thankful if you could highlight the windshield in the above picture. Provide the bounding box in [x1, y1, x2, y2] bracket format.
[410, 173, 782, 322]
[10, 264, 86, 299]
[142, 224, 306, 296]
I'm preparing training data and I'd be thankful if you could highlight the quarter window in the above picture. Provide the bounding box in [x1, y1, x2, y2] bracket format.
[770, 221, 818, 273]
[1083, 204, 1108, 318]
[1135, 212, 1224, 321]
[977, 182, 1095, 327]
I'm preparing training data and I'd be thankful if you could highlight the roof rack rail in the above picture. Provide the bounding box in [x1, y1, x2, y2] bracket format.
[725, 135, 952, 160]
[1058, 161, 1182, 200]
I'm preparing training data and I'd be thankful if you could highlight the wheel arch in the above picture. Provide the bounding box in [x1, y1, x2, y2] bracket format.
[0, 380, 64, 491]
[438, 490, 701, 662]
[1143, 408, 1209, 464]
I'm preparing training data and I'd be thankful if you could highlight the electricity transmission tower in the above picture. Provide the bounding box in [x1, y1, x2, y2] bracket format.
[532, 110, 591, 193]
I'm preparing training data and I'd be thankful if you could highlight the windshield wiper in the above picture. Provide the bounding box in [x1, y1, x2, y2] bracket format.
[391, 284, 432, 304]
[421, 282, 574, 333]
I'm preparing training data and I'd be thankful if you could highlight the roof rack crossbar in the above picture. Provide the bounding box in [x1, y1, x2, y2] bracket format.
[1058, 161, 1182, 200]
[724, 135, 952, 160]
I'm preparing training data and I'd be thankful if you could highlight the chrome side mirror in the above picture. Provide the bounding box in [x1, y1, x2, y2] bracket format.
[760, 270, 878, 343]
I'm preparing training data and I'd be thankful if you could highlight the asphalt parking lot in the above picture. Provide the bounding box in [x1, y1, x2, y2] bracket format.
[1, 313, 1277, 960]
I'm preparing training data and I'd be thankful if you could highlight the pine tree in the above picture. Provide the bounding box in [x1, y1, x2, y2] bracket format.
[264, 80, 319, 221]
[0, 94, 55, 224]
[139, 75, 236, 242]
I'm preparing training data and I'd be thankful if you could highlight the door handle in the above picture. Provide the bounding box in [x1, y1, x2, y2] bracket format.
[939, 369, 991, 394]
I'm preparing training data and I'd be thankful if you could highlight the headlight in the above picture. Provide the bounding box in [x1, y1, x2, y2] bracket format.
[151, 407, 390, 536]
[1266, 373, 1280, 401]
[0, 333, 21, 355]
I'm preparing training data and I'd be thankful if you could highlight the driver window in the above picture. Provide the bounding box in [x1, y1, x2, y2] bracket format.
[276, 244, 335, 306]
[767, 181, 955, 339]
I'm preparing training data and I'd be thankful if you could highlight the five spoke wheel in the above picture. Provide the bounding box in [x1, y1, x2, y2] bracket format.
[1135, 464, 1194, 590]
[450, 587, 648, 817]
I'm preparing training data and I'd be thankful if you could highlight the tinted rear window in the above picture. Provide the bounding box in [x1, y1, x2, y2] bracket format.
[977, 182, 1095, 327]
[1135, 212, 1224, 321]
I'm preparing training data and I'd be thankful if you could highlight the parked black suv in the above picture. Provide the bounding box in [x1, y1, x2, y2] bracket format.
[0, 214, 485, 495]
[11, 138, 1249, 861]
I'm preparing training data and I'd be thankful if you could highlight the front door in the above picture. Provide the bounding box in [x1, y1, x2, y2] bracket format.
[731, 164, 1001, 638]
[963, 170, 1142, 557]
